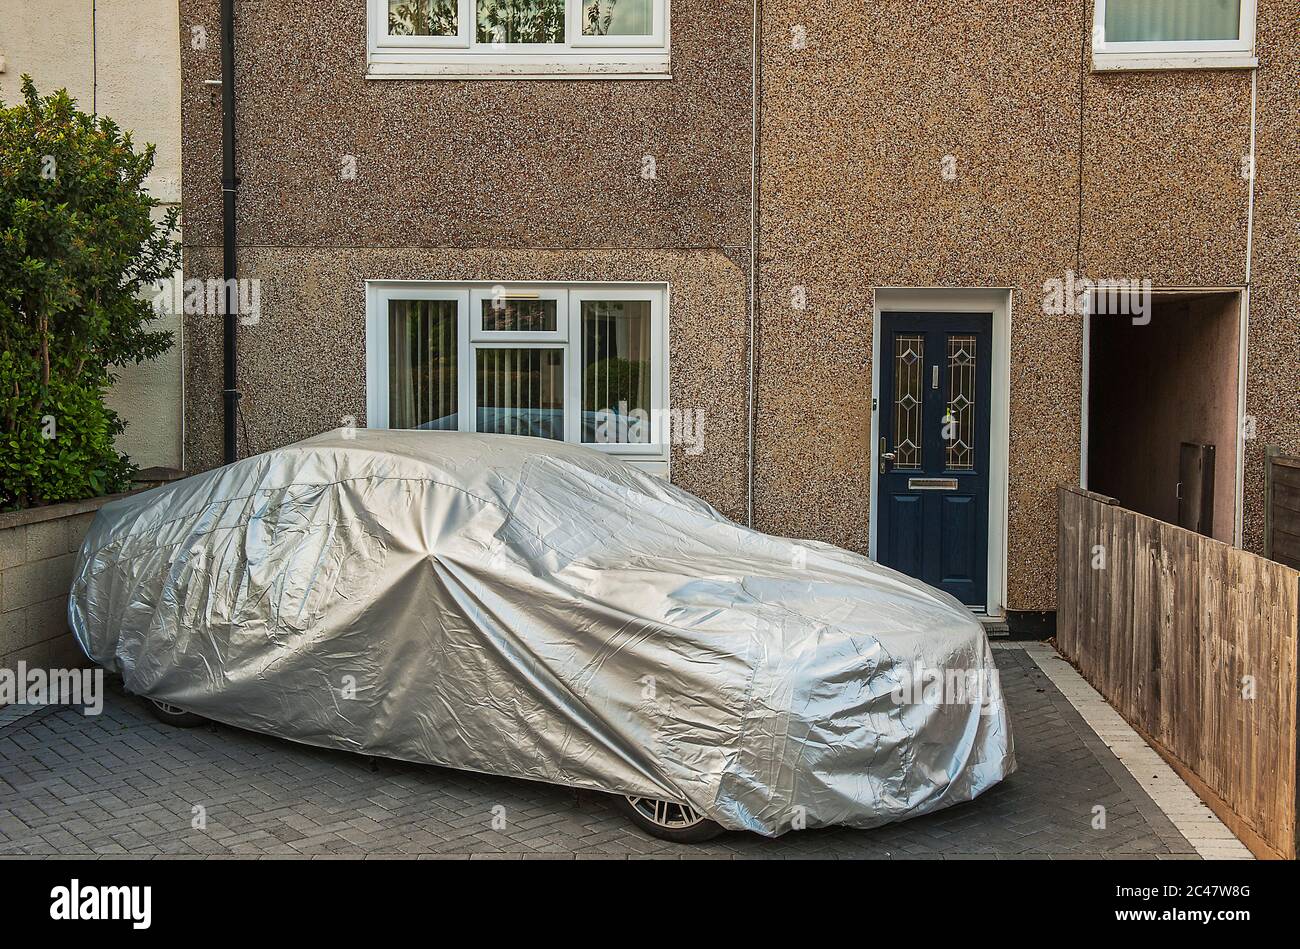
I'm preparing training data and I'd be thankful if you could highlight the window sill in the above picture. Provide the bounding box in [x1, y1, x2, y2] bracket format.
[1091, 51, 1258, 72]
[593, 446, 670, 475]
[624, 458, 669, 477]
[366, 52, 672, 80]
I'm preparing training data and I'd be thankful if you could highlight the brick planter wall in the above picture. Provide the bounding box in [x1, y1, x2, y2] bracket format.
[1, 472, 183, 685]
[0, 495, 127, 674]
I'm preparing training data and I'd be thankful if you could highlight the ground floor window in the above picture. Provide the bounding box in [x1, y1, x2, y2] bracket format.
[366, 282, 668, 466]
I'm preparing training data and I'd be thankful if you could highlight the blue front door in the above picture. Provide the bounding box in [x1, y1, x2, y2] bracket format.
[877, 313, 992, 607]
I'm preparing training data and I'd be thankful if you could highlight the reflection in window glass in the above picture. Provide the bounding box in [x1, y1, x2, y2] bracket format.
[481, 298, 558, 333]
[1105, 0, 1240, 42]
[389, 300, 459, 430]
[581, 300, 651, 444]
[476, 348, 565, 439]
[388, 0, 459, 36]
[582, 0, 653, 36]
[476, 0, 565, 44]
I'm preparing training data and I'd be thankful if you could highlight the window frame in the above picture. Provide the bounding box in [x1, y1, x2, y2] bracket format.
[366, 286, 471, 430]
[366, 281, 670, 470]
[370, 0, 472, 49]
[471, 340, 569, 441]
[1092, 0, 1258, 71]
[569, 286, 665, 454]
[567, 0, 667, 49]
[367, 0, 671, 79]
[469, 285, 569, 342]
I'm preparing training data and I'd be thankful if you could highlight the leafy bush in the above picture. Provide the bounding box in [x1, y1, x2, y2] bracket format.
[0, 76, 178, 511]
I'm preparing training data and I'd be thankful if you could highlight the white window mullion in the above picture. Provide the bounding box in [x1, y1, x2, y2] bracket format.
[457, 295, 472, 433]
[564, 293, 580, 449]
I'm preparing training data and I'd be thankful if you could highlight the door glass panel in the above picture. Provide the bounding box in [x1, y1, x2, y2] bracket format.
[475, 348, 564, 439]
[946, 335, 976, 470]
[481, 297, 558, 333]
[388, 299, 459, 430]
[893, 334, 923, 470]
[581, 299, 651, 444]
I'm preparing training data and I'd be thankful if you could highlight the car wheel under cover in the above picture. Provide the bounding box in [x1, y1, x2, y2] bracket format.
[613, 794, 725, 843]
[146, 698, 207, 728]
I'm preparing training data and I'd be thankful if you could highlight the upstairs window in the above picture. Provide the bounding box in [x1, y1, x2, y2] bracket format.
[1093, 0, 1257, 71]
[369, 0, 670, 79]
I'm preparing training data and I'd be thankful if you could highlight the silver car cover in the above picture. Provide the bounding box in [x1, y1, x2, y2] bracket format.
[69, 429, 1014, 835]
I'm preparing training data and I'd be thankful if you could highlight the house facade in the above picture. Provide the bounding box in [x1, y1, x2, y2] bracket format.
[177, 0, 1298, 631]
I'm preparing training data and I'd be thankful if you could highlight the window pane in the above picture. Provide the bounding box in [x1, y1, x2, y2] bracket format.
[476, 348, 564, 439]
[476, 0, 564, 44]
[388, 0, 459, 36]
[581, 300, 651, 444]
[581, 0, 653, 36]
[1105, 0, 1240, 42]
[389, 300, 459, 430]
[481, 297, 558, 333]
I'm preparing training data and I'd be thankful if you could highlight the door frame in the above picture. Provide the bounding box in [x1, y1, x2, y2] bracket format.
[870, 288, 1012, 618]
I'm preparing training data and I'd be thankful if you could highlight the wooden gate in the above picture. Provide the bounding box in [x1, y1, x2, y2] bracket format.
[1266, 450, 1300, 570]
[1057, 485, 1300, 859]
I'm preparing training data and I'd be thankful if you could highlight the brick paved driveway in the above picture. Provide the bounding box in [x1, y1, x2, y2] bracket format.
[0, 646, 1197, 859]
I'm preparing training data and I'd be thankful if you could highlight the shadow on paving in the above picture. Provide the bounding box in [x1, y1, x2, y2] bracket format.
[0, 648, 1197, 859]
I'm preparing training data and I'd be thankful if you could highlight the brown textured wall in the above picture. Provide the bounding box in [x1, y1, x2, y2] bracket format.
[179, 1, 1297, 615]
[178, 0, 756, 521]
[1241, 0, 1300, 553]
[756, 1, 1297, 611]
[179, 0, 753, 250]
[182, 247, 752, 521]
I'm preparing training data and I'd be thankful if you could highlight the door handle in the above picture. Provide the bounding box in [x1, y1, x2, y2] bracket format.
[879, 436, 895, 472]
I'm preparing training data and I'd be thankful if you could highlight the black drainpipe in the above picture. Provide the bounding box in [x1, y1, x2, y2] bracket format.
[220, 0, 239, 464]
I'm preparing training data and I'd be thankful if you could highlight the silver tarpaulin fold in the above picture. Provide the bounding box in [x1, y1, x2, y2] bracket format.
[69, 429, 1014, 834]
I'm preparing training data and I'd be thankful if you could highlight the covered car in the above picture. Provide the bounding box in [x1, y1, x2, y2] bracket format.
[69, 429, 1014, 840]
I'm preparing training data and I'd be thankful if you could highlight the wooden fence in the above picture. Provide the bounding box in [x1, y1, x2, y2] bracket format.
[1057, 485, 1300, 859]
[1266, 450, 1300, 570]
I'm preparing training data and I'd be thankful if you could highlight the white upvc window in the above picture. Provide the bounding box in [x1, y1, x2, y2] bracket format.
[367, 0, 670, 79]
[1092, 0, 1257, 71]
[366, 282, 669, 470]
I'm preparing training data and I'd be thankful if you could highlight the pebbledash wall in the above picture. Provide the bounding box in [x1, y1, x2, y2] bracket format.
[178, 2, 1299, 622]
[177, 0, 755, 521]
[756, 0, 1298, 618]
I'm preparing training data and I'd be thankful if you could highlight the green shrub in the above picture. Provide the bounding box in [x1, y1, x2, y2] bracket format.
[0, 76, 178, 511]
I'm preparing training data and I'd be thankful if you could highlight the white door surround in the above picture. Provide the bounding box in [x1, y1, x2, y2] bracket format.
[870, 288, 1012, 619]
